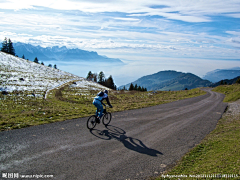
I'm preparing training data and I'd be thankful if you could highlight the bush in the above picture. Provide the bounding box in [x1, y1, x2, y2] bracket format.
[236, 78, 240, 84]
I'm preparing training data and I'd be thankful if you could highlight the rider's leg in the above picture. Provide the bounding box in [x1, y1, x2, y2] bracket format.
[95, 109, 98, 116]
[99, 106, 104, 118]
[93, 100, 99, 116]
[97, 104, 103, 118]
[93, 100, 103, 118]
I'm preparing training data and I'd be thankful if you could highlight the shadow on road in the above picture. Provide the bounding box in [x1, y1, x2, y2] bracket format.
[90, 125, 163, 157]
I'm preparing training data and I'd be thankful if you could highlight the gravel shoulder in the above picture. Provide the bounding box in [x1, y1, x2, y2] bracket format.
[224, 99, 240, 117]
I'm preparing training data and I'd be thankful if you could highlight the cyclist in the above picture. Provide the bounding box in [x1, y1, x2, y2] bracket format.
[93, 90, 113, 123]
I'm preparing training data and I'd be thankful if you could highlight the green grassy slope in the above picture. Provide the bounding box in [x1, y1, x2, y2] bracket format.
[0, 85, 205, 131]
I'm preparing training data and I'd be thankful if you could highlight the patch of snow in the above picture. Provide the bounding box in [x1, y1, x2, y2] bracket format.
[0, 52, 108, 96]
[71, 79, 110, 91]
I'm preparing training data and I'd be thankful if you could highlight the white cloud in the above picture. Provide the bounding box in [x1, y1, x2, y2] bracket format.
[114, 17, 140, 21]
[227, 13, 240, 18]
[1, 0, 240, 22]
[226, 31, 240, 36]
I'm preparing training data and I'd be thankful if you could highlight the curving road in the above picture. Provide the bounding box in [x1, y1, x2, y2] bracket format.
[0, 89, 227, 180]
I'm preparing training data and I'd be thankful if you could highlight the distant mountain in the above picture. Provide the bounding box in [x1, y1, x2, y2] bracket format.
[210, 76, 240, 87]
[119, 70, 212, 91]
[203, 67, 240, 83]
[14, 42, 123, 64]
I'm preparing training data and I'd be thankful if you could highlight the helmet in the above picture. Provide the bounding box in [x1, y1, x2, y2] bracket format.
[104, 90, 108, 94]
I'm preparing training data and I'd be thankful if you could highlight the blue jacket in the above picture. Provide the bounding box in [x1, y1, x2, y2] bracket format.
[94, 93, 112, 106]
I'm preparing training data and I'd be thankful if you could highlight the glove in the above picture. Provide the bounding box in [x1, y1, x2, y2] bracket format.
[109, 105, 113, 108]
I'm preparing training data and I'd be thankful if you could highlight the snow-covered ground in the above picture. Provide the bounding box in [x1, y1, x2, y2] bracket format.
[0, 52, 108, 95]
[69, 80, 108, 90]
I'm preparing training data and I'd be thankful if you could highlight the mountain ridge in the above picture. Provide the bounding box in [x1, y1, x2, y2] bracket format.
[14, 42, 123, 64]
[119, 70, 212, 91]
[203, 67, 240, 83]
[210, 76, 240, 87]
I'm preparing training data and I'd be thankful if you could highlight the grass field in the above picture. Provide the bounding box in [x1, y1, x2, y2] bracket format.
[156, 84, 240, 180]
[213, 84, 240, 103]
[0, 82, 205, 131]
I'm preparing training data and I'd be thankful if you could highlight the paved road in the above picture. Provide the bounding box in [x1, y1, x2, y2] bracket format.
[0, 89, 227, 180]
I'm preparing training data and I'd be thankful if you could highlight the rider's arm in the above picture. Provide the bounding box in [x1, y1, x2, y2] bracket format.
[101, 96, 112, 107]
[105, 96, 112, 107]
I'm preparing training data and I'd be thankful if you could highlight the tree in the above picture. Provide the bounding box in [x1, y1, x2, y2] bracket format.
[34, 57, 39, 63]
[93, 73, 98, 82]
[1, 38, 15, 55]
[98, 71, 105, 85]
[86, 71, 93, 80]
[1, 37, 16, 56]
[129, 83, 134, 91]
[105, 75, 115, 89]
[41, 62, 44, 65]
[128, 83, 147, 91]
[7, 38, 15, 56]
[54, 64, 57, 69]
[134, 84, 138, 91]
[86, 71, 97, 82]
[48, 64, 52, 67]
[22, 55, 25, 59]
[137, 86, 142, 91]
[1, 37, 8, 53]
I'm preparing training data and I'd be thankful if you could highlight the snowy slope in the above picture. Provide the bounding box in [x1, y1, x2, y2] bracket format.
[0, 52, 108, 95]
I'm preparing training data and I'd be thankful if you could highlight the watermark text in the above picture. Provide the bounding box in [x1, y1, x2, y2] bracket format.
[161, 174, 239, 179]
[2, 173, 53, 179]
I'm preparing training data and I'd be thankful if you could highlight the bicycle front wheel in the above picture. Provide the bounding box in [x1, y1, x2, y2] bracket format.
[87, 115, 97, 129]
[102, 112, 112, 125]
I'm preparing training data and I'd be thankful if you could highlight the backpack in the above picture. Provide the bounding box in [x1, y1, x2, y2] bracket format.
[97, 91, 104, 97]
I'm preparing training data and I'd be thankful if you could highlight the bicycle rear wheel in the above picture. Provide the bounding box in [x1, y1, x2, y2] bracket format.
[102, 112, 112, 125]
[87, 115, 97, 129]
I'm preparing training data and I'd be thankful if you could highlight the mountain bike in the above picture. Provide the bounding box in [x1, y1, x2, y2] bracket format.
[87, 105, 112, 130]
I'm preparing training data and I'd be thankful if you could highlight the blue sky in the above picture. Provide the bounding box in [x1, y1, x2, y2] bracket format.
[0, 0, 240, 86]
